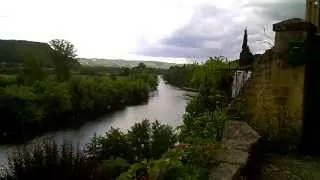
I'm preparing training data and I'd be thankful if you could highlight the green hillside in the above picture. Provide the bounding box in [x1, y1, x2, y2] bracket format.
[78, 58, 176, 69]
[0, 39, 54, 66]
[0, 39, 177, 69]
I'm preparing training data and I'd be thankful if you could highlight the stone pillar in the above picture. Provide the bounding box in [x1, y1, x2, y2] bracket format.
[273, 18, 316, 55]
[305, 0, 319, 28]
[273, 18, 320, 155]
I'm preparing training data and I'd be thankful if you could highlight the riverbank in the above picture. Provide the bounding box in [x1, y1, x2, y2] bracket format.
[0, 73, 158, 145]
[0, 77, 191, 167]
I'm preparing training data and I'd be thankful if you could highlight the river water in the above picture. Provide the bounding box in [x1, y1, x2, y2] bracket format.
[0, 76, 193, 169]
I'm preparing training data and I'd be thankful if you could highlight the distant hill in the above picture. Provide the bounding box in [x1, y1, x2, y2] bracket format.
[0, 39, 54, 66]
[78, 58, 176, 69]
[0, 39, 177, 69]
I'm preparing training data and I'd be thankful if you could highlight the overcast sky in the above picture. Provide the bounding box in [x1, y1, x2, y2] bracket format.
[0, 0, 305, 63]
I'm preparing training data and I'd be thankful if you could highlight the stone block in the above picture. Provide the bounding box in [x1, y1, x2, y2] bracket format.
[221, 121, 260, 151]
[212, 149, 249, 166]
[209, 163, 241, 180]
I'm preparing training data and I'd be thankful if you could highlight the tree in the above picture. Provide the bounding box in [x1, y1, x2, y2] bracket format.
[137, 63, 146, 69]
[49, 39, 77, 81]
[49, 39, 77, 59]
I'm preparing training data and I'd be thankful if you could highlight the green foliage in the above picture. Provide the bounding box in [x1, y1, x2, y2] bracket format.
[98, 128, 129, 160]
[151, 121, 177, 159]
[118, 153, 209, 180]
[1, 141, 105, 180]
[155, 56, 233, 179]
[163, 64, 197, 88]
[117, 162, 148, 180]
[16, 55, 47, 85]
[148, 157, 183, 180]
[1, 54, 234, 179]
[191, 56, 228, 88]
[0, 67, 157, 143]
[164, 57, 233, 115]
[127, 119, 152, 161]
[86, 120, 177, 163]
[102, 157, 130, 179]
[185, 95, 207, 116]
[49, 39, 79, 81]
[179, 110, 228, 144]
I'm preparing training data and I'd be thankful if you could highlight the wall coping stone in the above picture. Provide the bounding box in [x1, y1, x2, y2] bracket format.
[273, 18, 317, 32]
[209, 120, 260, 180]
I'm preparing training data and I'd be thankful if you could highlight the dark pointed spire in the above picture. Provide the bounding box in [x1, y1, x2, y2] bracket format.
[242, 27, 248, 50]
[239, 27, 254, 67]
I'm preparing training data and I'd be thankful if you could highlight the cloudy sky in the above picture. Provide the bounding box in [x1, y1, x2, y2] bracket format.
[0, 0, 305, 63]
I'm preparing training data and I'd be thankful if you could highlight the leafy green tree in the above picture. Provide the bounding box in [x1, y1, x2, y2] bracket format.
[150, 121, 176, 159]
[49, 39, 77, 81]
[137, 62, 146, 69]
[127, 119, 151, 162]
[101, 128, 128, 160]
[163, 64, 197, 88]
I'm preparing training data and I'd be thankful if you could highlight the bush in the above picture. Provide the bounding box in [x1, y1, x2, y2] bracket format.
[101, 157, 130, 179]
[86, 120, 177, 164]
[179, 110, 228, 144]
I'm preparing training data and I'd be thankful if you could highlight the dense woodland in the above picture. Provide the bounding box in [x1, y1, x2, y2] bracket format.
[1, 50, 234, 179]
[0, 39, 157, 143]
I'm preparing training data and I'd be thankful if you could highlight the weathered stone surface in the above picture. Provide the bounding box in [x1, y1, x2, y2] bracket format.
[222, 121, 260, 151]
[212, 149, 249, 166]
[273, 18, 316, 54]
[273, 18, 316, 32]
[209, 120, 261, 180]
[209, 163, 241, 180]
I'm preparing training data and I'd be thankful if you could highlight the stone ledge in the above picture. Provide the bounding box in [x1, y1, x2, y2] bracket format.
[273, 18, 317, 32]
[222, 120, 260, 151]
[212, 149, 249, 166]
[209, 163, 241, 180]
[209, 120, 260, 180]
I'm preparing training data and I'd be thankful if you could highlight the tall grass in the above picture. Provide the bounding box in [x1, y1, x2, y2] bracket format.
[1, 141, 108, 180]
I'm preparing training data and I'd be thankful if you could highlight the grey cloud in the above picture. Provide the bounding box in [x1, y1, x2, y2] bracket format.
[162, 35, 210, 49]
[136, 0, 304, 60]
[246, 0, 305, 20]
[138, 44, 222, 59]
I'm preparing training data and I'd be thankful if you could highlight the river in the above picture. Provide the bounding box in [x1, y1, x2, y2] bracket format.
[0, 76, 193, 169]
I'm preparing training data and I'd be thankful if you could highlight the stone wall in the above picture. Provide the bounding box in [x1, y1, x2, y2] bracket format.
[209, 120, 260, 180]
[236, 50, 304, 138]
[208, 18, 316, 179]
[234, 19, 312, 140]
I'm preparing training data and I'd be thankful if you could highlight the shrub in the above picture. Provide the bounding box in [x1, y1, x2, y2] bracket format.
[86, 120, 177, 164]
[179, 109, 228, 144]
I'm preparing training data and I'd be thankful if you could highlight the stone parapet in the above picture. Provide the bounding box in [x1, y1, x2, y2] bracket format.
[209, 120, 260, 180]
